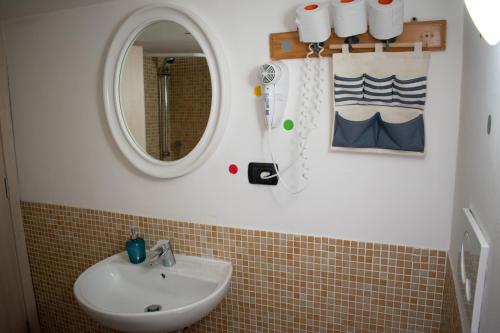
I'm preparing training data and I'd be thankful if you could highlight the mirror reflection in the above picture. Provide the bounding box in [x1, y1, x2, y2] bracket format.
[120, 21, 212, 161]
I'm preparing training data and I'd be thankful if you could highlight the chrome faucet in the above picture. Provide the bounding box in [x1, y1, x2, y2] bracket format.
[148, 240, 176, 267]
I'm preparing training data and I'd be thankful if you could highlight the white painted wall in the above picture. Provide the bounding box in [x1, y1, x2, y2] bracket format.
[449, 10, 500, 332]
[4, 0, 463, 249]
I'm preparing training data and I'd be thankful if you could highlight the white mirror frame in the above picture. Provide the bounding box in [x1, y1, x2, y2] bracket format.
[104, 4, 229, 178]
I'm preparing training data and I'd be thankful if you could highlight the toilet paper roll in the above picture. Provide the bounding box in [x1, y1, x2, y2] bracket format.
[296, 3, 332, 43]
[367, 0, 404, 41]
[331, 0, 367, 38]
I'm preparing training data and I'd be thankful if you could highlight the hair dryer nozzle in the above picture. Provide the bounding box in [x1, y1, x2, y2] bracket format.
[258, 63, 281, 85]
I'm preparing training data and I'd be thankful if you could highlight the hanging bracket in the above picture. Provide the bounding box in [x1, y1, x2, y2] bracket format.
[269, 20, 446, 60]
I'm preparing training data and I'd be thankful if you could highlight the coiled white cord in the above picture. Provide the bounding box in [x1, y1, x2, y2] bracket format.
[263, 43, 325, 194]
[266, 125, 307, 194]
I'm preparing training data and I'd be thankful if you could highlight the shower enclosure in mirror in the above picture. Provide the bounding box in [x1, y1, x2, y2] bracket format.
[120, 21, 211, 161]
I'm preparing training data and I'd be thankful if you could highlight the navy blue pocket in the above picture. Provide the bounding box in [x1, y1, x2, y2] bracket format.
[378, 114, 425, 152]
[333, 112, 379, 148]
[333, 112, 425, 152]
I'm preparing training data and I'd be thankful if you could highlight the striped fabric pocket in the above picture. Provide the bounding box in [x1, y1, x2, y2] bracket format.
[363, 74, 395, 105]
[334, 75, 364, 106]
[334, 74, 427, 110]
[392, 76, 427, 109]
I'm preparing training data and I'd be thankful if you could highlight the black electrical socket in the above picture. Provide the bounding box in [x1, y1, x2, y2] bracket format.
[248, 162, 278, 186]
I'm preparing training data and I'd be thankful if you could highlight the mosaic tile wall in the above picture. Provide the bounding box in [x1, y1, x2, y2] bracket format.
[439, 258, 462, 333]
[22, 202, 449, 333]
[168, 57, 211, 160]
[142, 57, 211, 161]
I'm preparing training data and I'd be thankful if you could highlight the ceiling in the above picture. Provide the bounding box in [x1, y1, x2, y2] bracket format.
[0, 0, 112, 20]
[0, 1, 203, 54]
[134, 21, 203, 54]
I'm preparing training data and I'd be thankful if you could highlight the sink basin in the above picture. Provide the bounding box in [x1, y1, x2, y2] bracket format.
[73, 252, 232, 333]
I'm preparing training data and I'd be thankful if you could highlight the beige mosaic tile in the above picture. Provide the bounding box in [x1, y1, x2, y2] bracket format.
[167, 57, 211, 160]
[439, 258, 462, 333]
[22, 201, 448, 333]
[143, 57, 211, 161]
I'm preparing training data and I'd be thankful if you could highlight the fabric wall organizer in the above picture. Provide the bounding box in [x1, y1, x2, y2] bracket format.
[331, 43, 430, 156]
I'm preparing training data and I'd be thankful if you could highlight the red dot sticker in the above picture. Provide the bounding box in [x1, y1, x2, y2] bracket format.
[228, 164, 238, 175]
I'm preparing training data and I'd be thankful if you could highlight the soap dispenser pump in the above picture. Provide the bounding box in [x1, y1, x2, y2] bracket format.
[125, 227, 146, 264]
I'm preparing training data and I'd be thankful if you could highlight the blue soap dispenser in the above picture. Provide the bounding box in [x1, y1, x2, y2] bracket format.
[125, 227, 146, 264]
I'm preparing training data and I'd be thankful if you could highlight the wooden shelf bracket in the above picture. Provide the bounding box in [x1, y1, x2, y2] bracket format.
[269, 20, 447, 60]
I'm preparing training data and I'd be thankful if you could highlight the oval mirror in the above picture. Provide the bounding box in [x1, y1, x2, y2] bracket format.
[104, 5, 229, 178]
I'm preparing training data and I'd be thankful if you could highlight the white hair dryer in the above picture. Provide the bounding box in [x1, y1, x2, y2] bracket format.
[257, 61, 289, 129]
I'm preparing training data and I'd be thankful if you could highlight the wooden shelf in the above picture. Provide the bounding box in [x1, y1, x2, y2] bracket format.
[269, 20, 446, 60]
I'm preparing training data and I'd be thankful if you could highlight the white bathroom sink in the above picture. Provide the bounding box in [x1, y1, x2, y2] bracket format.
[73, 252, 232, 333]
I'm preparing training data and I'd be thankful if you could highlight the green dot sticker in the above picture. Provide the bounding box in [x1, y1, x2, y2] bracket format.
[283, 119, 294, 131]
